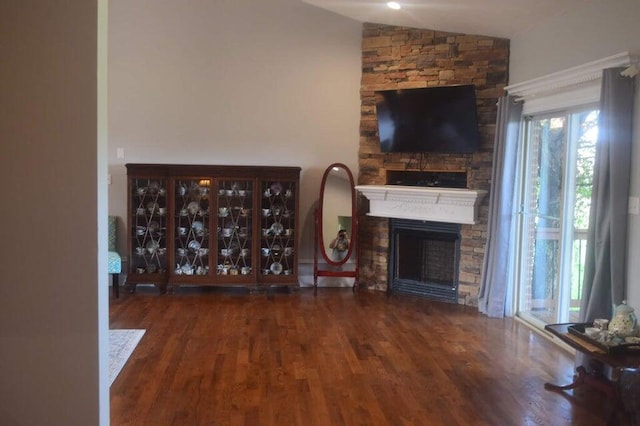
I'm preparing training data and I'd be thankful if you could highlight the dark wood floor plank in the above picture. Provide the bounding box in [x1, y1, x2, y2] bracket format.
[110, 288, 610, 425]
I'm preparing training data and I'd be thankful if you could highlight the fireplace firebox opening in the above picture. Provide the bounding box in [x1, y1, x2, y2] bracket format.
[386, 170, 467, 188]
[389, 219, 461, 303]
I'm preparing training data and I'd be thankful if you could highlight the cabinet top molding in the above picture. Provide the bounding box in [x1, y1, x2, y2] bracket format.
[126, 163, 301, 178]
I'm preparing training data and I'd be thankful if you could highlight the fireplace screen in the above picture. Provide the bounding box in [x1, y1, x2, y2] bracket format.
[390, 219, 460, 302]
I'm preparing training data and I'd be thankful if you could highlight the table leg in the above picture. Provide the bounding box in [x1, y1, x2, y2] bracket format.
[544, 366, 588, 392]
[545, 365, 616, 398]
[619, 368, 640, 425]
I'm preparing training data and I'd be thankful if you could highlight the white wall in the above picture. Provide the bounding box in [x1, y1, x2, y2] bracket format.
[509, 0, 640, 309]
[510, 0, 640, 83]
[0, 1, 108, 424]
[108, 0, 362, 267]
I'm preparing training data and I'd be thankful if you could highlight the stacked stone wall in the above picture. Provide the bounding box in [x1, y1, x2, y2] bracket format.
[357, 23, 509, 305]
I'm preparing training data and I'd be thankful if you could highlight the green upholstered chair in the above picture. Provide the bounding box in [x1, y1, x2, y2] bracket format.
[108, 216, 122, 298]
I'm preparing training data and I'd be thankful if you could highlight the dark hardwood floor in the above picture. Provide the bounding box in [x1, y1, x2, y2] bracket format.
[109, 287, 612, 425]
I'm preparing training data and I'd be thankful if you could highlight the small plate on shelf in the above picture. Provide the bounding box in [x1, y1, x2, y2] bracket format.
[273, 203, 286, 216]
[270, 262, 283, 275]
[190, 184, 208, 199]
[146, 240, 159, 254]
[188, 240, 201, 252]
[269, 222, 284, 236]
[270, 182, 283, 195]
[187, 201, 200, 216]
[148, 181, 159, 194]
[191, 221, 204, 234]
[146, 202, 159, 213]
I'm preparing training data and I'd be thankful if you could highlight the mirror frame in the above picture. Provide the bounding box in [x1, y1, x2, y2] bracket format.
[317, 163, 356, 266]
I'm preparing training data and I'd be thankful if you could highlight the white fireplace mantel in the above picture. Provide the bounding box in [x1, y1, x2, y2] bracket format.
[355, 185, 488, 225]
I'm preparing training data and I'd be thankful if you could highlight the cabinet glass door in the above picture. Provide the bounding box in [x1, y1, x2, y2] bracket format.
[174, 178, 211, 276]
[260, 180, 296, 277]
[216, 180, 254, 276]
[130, 178, 169, 275]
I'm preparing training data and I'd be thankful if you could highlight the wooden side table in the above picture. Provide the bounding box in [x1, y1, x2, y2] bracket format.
[545, 323, 640, 424]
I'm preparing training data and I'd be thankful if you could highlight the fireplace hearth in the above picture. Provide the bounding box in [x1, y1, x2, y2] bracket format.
[389, 219, 461, 303]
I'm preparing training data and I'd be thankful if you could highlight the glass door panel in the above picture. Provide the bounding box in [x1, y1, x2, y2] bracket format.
[216, 179, 254, 276]
[260, 180, 296, 277]
[174, 178, 211, 276]
[519, 115, 566, 324]
[130, 178, 169, 276]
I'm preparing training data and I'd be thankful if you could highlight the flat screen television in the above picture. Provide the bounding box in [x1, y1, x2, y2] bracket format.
[375, 85, 481, 153]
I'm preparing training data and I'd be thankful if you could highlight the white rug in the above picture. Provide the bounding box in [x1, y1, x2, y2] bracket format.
[109, 329, 145, 386]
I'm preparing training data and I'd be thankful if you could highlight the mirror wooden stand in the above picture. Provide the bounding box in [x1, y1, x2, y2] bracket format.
[313, 163, 359, 291]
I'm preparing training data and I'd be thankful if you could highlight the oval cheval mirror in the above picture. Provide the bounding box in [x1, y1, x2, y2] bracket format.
[313, 163, 359, 291]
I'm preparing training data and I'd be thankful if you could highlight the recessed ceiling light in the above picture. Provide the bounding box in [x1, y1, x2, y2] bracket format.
[387, 2, 401, 10]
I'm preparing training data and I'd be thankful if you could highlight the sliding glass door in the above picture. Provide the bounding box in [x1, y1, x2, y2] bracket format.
[516, 108, 598, 326]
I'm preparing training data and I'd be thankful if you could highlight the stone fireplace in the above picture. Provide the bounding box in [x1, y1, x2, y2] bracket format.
[356, 183, 487, 303]
[357, 23, 509, 306]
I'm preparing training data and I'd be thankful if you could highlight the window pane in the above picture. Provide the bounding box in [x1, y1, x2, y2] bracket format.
[568, 110, 598, 321]
[520, 115, 566, 324]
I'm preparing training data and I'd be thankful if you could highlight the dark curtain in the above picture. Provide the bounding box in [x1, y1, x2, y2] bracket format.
[579, 67, 636, 322]
[478, 96, 523, 317]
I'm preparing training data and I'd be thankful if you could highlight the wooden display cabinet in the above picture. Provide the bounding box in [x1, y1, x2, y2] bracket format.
[125, 164, 300, 293]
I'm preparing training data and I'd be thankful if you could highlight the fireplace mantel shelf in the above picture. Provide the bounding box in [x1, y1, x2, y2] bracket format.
[355, 185, 488, 225]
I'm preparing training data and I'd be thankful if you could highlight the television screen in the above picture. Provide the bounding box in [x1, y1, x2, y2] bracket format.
[375, 85, 481, 153]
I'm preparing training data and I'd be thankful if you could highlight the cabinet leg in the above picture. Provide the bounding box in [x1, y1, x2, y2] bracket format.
[112, 274, 120, 298]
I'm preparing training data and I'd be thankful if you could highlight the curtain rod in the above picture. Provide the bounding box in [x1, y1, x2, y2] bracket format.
[621, 63, 639, 78]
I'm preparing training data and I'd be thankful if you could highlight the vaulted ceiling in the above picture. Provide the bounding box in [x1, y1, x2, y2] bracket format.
[302, 0, 595, 38]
